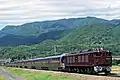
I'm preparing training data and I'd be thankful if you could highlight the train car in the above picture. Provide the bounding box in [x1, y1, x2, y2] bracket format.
[9, 54, 65, 71]
[6, 62, 16, 67]
[29, 55, 63, 70]
[64, 49, 112, 74]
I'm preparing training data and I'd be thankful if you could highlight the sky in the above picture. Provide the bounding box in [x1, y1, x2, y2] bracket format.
[0, 0, 120, 29]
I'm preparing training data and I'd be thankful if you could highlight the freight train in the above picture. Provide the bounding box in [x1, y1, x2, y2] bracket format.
[6, 49, 112, 74]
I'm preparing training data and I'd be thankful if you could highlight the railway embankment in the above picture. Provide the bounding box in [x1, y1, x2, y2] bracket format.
[3, 66, 120, 80]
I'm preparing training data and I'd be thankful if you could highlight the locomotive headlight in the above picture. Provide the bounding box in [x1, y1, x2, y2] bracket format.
[94, 66, 98, 72]
[94, 66, 103, 72]
[98, 66, 103, 71]
[106, 66, 111, 71]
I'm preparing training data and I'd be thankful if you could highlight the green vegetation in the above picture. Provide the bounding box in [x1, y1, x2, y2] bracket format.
[0, 75, 6, 80]
[6, 68, 84, 80]
[1, 24, 120, 61]
[112, 66, 120, 77]
[112, 66, 120, 70]
[0, 30, 68, 46]
[112, 60, 120, 65]
[2, 66, 120, 80]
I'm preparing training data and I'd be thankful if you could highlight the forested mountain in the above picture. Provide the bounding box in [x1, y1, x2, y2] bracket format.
[0, 30, 68, 46]
[0, 34, 36, 46]
[0, 17, 120, 60]
[0, 17, 118, 37]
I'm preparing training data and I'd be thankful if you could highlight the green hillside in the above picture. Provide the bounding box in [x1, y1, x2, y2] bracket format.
[0, 30, 69, 46]
[0, 24, 120, 61]
[60, 24, 120, 56]
[61, 24, 116, 44]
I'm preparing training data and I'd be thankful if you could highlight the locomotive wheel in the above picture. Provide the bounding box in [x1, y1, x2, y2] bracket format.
[66, 67, 68, 72]
[83, 68, 86, 74]
[85, 68, 87, 73]
[65, 67, 67, 72]
[81, 68, 84, 73]
[76, 68, 80, 73]
[71, 68, 74, 72]
[79, 68, 81, 73]
[72, 68, 75, 73]
[89, 68, 93, 74]
[65, 67, 70, 72]
[89, 68, 95, 74]
[80, 69, 83, 73]
[86, 68, 90, 74]
[69, 68, 72, 72]
[91, 70, 97, 75]
[83, 68, 85, 74]
[74, 68, 77, 72]
[72, 68, 75, 72]
[105, 71, 110, 75]
[68, 67, 71, 72]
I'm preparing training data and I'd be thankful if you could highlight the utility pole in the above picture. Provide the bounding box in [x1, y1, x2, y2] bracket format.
[30, 53, 32, 59]
[54, 44, 57, 54]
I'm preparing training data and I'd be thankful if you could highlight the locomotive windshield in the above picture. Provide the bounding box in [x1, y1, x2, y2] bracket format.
[61, 56, 65, 63]
[94, 52, 102, 56]
[94, 51, 111, 56]
[106, 52, 111, 56]
[103, 52, 111, 56]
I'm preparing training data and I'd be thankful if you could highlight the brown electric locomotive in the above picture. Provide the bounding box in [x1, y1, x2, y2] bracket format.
[62, 49, 112, 74]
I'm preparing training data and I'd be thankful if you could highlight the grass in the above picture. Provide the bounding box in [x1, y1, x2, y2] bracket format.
[6, 68, 84, 80]
[112, 65, 120, 70]
[112, 65, 120, 77]
[0, 75, 6, 80]
[3, 66, 120, 80]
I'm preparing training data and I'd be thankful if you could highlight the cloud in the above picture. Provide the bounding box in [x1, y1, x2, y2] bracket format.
[0, 0, 120, 28]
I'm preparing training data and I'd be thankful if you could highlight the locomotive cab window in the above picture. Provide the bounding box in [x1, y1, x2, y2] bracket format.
[102, 52, 106, 56]
[94, 52, 102, 56]
[106, 52, 111, 56]
[61, 56, 65, 63]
